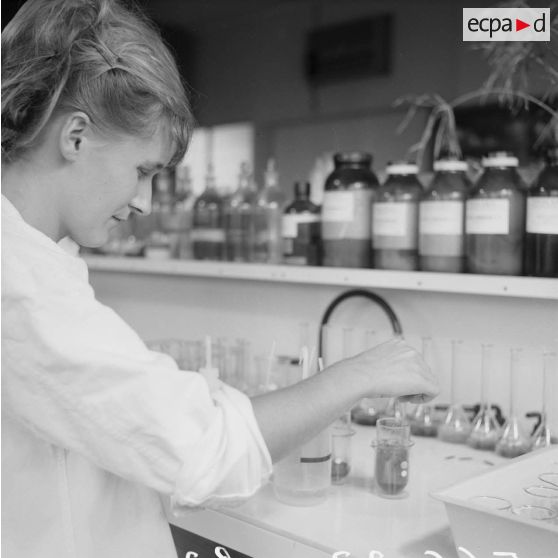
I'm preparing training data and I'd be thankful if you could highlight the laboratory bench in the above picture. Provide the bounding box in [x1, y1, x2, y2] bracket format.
[166, 425, 510, 558]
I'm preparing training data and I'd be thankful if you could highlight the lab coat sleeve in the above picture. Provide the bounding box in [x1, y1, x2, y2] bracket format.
[1, 254, 272, 507]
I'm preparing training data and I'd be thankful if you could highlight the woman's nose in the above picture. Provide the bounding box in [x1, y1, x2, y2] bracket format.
[130, 179, 153, 216]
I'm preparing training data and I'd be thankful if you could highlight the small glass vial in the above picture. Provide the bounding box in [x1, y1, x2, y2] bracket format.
[466, 151, 526, 275]
[419, 159, 470, 273]
[525, 147, 558, 277]
[372, 162, 422, 271]
[322, 152, 378, 268]
[282, 181, 321, 266]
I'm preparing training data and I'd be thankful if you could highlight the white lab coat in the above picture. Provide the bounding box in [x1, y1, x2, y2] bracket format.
[1, 196, 273, 557]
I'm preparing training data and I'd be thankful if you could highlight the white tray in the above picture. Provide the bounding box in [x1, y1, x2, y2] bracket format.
[432, 447, 558, 558]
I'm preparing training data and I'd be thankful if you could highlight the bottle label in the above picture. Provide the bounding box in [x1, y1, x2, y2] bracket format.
[322, 190, 372, 240]
[191, 228, 226, 242]
[419, 201, 464, 235]
[466, 199, 510, 234]
[372, 201, 418, 249]
[282, 214, 320, 238]
[527, 197, 558, 234]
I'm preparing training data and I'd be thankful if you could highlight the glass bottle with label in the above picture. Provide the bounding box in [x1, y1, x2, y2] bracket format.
[192, 164, 225, 261]
[254, 158, 286, 264]
[525, 147, 558, 277]
[322, 152, 378, 268]
[372, 162, 422, 271]
[466, 152, 526, 275]
[419, 159, 470, 273]
[282, 181, 321, 266]
[224, 162, 258, 262]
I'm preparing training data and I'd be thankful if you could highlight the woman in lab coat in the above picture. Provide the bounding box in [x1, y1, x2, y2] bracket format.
[1, 1, 439, 557]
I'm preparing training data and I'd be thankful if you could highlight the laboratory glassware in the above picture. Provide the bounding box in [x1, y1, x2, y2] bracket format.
[438, 339, 472, 443]
[532, 351, 558, 450]
[495, 347, 531, 458]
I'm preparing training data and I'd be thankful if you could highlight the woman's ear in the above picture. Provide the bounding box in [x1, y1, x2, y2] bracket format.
[59, 112, 91, 162]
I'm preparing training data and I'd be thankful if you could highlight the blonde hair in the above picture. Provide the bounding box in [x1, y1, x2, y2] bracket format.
[1, 0, 193, 165]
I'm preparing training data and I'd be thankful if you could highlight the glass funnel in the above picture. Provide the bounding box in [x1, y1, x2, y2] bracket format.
[438, 339, 472, 443]
[467, 343, 501, 450]
[409, 337, 438, 436]
[495, 348, 531, 458]
[532, 351, 558, 450]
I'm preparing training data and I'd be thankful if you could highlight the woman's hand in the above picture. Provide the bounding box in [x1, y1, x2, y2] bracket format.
[334, 337, 440, 404]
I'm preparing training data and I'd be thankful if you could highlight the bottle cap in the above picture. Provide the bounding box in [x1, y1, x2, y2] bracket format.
[333, 151, 373, 165]
[482, 151, 519, 168]
[386, 162, 419, 175]
[433, 159, 468, 172]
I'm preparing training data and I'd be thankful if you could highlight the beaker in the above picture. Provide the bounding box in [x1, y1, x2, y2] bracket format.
[512, 505, 557, 522]
[438, 339, 471, 443]
[495, 348, 531, 458]
[273, 426, 332, 506]
[532, 351, 558, 450]
[331, 425, 355, 484]
[524, 485, 558, 516]
[468, 495, 512, 512]
[371, 417, 414, 498]
[467, 344, 501, 451]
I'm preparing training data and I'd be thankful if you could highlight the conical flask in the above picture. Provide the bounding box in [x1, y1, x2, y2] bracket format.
[467, 344, 501, 450]
[496, 348, 531, 457]
[410, 337, 438, 436]
[532, 351, 558, 450]
[438, 339, 471, 443]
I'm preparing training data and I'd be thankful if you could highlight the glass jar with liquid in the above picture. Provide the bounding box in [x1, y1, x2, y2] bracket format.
[419, 159, 470, 273]
[466, 152, 526, 275]
[525, 147, 558, 277]
[322, 152, 378, 268]
[372, 162, 422, 271]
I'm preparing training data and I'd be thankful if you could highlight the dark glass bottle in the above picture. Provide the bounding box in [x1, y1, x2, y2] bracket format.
[525, 147, 558, 277]
[282, 181, 321, 266]
[192, 164, 225, 261]
[224, 162, 258, 262]
[419, 159, 470, 273]
[373, 162, 422, 271]
[322, 152, 378, 268]
[466, 152, 526, 275]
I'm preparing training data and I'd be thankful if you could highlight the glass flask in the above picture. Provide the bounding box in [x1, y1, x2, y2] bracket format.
[351, 330, 387, 425]
[467, 344, 501, 450]
[254, 158, 286, 264]
[192, 163, 225, 260]
[419, 158, 470, 273]
[282, 181, 321, 266]
[372, 162, 422, 271]
[532, 351, 558, 450]
[465, 151, 526, 275]
[224, 162, 258, 262]
[438, 339, 472, 444]
[322, 152, 378, 268]
[410, 337, 438, 437]
[495, 348, 531, 458]
[525, 147, 558, 277]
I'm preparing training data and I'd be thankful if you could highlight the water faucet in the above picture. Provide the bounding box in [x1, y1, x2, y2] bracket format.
[317, 288, 403, 360]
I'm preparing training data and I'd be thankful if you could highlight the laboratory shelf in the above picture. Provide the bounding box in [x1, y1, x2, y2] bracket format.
[84, 255, 558, 300]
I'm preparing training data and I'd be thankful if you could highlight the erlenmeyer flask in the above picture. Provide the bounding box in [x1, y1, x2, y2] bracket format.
[351, 329, 386, 425]
[467, 344, 501, 450]
[410, 337, 438, 436]
[532, 351, 558, 450]
[438, 339, 471, 443]
[496, 348, 531, 458]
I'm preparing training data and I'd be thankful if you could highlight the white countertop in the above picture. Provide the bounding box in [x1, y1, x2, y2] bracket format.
[168, 426, 509, 558]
